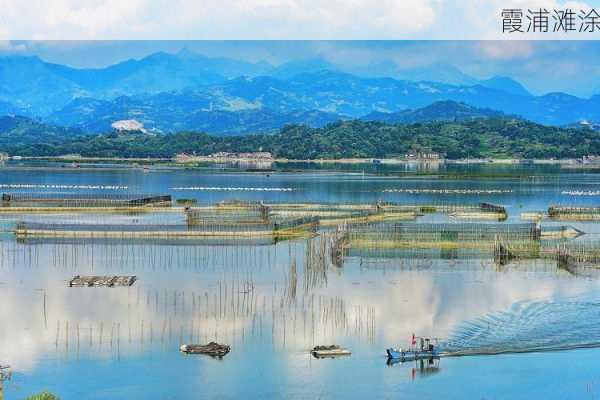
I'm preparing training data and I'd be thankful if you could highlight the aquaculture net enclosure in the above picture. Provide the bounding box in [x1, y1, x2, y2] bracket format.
[347, 222, 540, 241]
[1, 192, 172, 208]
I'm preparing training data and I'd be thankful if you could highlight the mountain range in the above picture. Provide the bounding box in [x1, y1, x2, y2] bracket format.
[362, 101, 505, 124]
[1, 49, 600, 134]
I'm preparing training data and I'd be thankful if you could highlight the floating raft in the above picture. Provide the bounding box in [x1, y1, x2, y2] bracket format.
[311, 345, 352, 358]
[521, 212, 544, 221]
[180, 342, 231, 357]
[69, 275, 136, 287]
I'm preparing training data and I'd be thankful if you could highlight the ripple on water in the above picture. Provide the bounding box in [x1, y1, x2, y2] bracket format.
[441, 300, 600, 356]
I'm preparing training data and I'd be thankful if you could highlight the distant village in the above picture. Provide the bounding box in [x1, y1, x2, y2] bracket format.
[0, 149, 599, 167]
[174, 152, 274, 163]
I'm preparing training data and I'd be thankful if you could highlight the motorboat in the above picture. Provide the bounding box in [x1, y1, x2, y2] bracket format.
[386, 335, 439, 361]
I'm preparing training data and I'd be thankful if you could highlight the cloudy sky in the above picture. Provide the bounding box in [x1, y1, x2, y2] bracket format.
[1, 0, 600, 40]
[2, 40, 600, 97]
[2, 0, 600, 96]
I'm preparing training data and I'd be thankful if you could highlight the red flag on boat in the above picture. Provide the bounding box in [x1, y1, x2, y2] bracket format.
[411, 333, 416, 345]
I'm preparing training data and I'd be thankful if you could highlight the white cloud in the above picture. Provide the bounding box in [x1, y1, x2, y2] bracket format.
[478, 41, 534, 59]
[0, 0, 599, 39]
[0, 0, 438, 39]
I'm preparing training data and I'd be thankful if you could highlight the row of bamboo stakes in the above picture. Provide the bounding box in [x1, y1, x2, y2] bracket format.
[0, 232, 379, 362]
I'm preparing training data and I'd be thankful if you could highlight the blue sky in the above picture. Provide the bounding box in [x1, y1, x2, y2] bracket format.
[3, 40, 600, 97]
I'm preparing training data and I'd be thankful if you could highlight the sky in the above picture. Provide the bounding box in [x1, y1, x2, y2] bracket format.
[2, 0, 600, 40]
[2, 40, 600, 97]
[2, 1, 600, 96]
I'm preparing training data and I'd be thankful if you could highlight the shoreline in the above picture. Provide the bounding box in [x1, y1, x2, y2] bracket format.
[7, 155, 595, 166]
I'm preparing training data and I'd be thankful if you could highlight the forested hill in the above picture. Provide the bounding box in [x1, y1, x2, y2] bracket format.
[2, 118, 599, 159]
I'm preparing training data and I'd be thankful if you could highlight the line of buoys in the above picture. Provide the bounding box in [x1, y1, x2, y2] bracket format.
[562, 190, 600, 196]
[0, 184, 128, 190]
[382, 189, 512, 194]
[171, 187, 294, 191]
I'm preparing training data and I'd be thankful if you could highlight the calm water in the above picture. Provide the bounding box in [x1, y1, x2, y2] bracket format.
[1, 165, 600, 399]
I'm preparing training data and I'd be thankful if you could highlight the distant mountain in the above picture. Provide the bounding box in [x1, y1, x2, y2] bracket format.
[0, 52, 599, 128]
[0, 99, 25, 116]
[0, 50, 273, 114]
[478, 76, 531, 97]
[391, 64, 479, 87]
[48, 92, 343, 134]
[0, 56, 83, 115]
[0, 115, 85, 150]
[47, 52, 224, 96]
[207, 71, 530, 118]
[214, 71, 600, 125]
[362, 101, 505, 123]
[44, 70, 600, 132]
[270, 57, 337, 79]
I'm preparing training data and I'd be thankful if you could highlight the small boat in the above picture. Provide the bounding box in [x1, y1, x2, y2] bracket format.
[0, 364, 11, 380]
[386, 335, 439, 362]
[180, 342, 230, 357]
[311, 345, 351, 358]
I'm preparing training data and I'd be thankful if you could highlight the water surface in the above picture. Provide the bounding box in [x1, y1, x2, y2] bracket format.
[0, 165, 599, 399]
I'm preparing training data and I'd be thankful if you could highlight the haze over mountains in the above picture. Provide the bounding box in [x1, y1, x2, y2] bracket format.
[1, 49, 599, 135]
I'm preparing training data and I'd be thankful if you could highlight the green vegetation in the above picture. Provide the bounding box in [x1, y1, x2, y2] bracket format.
[0, 116, 86, 149]
[25, 392, 59, 400]
[176, 198, 198, 205]
[2, 118, 599, 159]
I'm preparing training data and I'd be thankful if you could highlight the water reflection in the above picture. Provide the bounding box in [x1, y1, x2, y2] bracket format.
[1, 235, 598, 377]
[0, 166, 599, 398]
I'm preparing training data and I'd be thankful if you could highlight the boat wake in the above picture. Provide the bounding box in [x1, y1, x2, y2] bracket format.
[440, 300, 600, 357]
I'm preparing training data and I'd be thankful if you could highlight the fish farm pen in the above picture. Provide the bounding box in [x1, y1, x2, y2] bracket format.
[0, 192, 173, 209]
[14, 218, 319, 239]
[186, 201, 418, 227]
[348, 246, 498, 260]
[347, 222, 540, 242]
[18, 236, 281, 247]
[0, 195, 506, 223]
[557, 241, 600, 268]
[347, 231, 600, 272]
[377, 201, 506, 216]
[204, 200, 506, 213]
[548, 206, 600, 220]
[189, 200, 507, 221]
